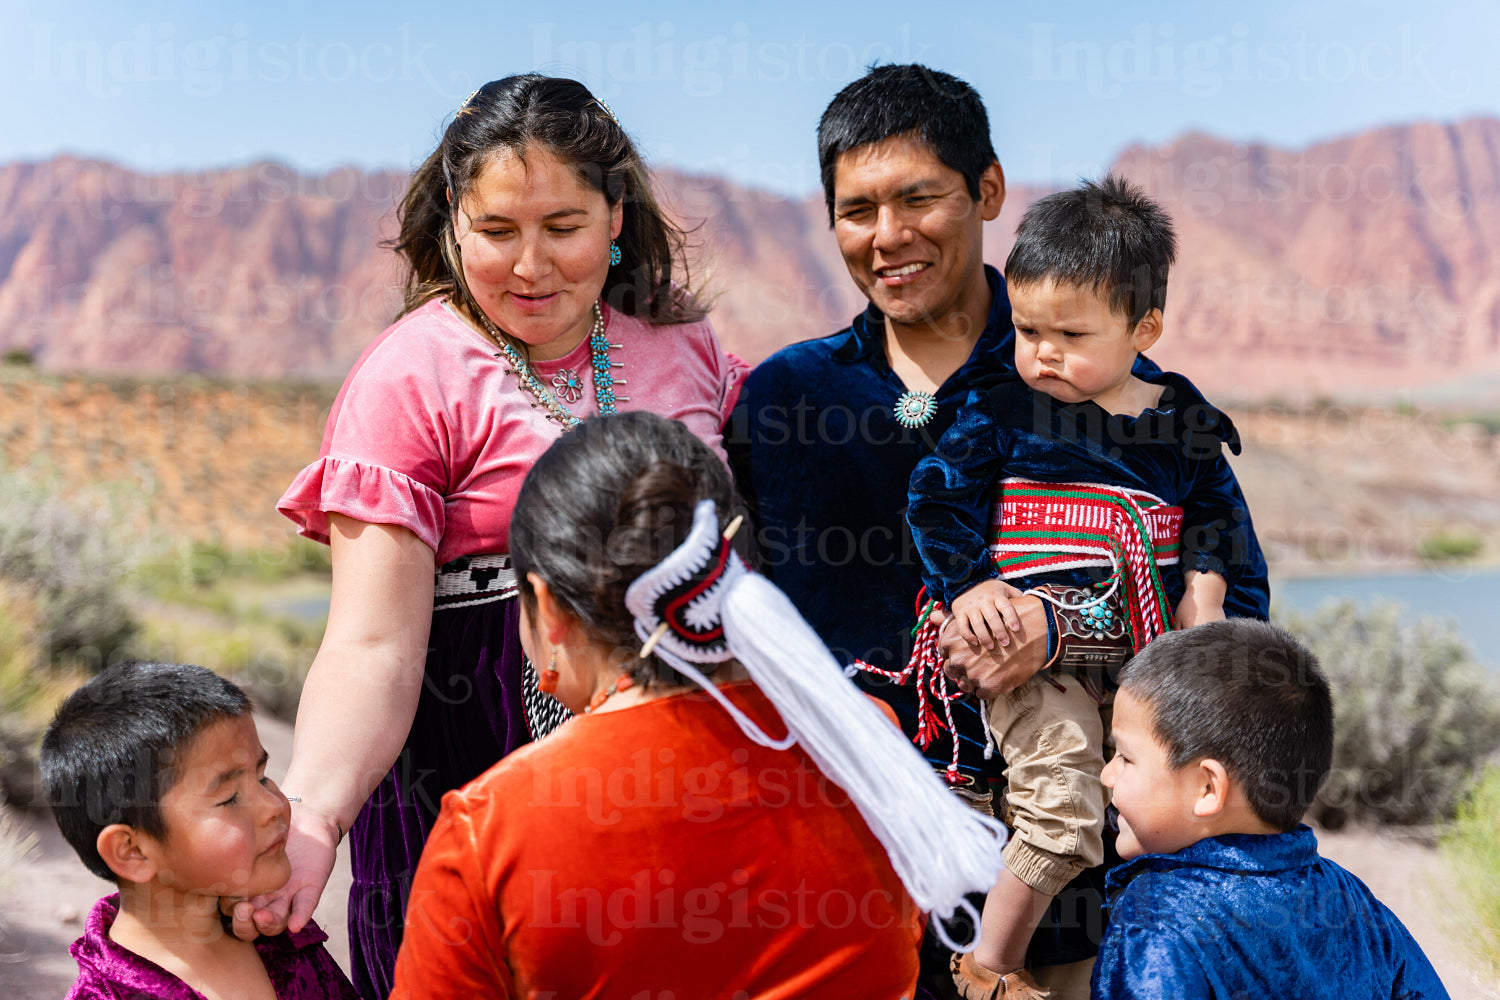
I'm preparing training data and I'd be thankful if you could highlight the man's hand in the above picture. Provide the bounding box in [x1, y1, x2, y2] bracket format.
[935, 594, 1050, 699]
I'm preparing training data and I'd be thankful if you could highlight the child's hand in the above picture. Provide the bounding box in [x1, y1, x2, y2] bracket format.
[949, 579, 1027, 650]
[1174, 569, 1227, 630]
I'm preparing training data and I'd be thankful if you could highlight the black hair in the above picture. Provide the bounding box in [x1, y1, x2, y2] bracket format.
[510, 412, 749, 688]
[41, 661, 251, 882]
[1005, 174, 1178, 326]
[389, 73, 705, 335]
[1118, 619, 1333, 831]
[817, 63, 998, 226]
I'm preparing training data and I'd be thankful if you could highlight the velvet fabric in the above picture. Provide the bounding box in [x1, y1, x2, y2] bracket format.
[390, 683, 923, 999]
[346, 595, 524, 1000]
[277, 297, 746, 994]
[1094, 826, 1449, 999]
[907, 371, 1269, 618]
[278, 299, 746, 564]
[726, 268, 1153, 970]
[725, 267, 1019, 783]
[67, 894, 359, 999]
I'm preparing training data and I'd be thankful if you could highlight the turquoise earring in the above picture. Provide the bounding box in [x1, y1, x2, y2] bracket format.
[609, 241, 622, 266]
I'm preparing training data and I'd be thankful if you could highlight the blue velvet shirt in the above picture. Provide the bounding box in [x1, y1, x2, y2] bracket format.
[1095, 827, 1449, 999]
[907, 371, 1270, 620]
[726, 266, 1150, 966]
[725, 268, 1018, 778]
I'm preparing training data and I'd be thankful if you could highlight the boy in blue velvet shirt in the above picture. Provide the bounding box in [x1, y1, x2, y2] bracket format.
[1094, 619, 1447, 998]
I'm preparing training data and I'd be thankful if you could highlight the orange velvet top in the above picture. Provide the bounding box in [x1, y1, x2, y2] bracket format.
[390, 682, 922, 999]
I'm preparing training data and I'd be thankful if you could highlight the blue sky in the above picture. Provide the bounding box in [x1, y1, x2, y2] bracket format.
[4, 0, 1497, 195]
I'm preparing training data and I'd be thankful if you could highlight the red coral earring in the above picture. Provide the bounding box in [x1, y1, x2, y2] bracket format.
[538, 649, 560, 694]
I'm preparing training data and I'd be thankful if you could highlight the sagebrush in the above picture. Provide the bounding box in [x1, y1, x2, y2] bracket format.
[0, 473, 138, 667]
[1279, 600, 1500, 827]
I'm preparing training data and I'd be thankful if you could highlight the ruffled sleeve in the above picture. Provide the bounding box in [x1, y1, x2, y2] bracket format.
[719, 351, 750, 426]
[278, 456, 446, 553]
[277, 303, 465, 552]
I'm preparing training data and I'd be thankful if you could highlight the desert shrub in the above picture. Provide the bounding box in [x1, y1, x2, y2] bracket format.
[1417, 529, 1484, 563]
[1442, 766, 1500, 972]
[0, 473, 138, 668]
[0, 806, 37, 891]
[1279, 600, 1500, 827]
[0, 348, 32, 367]
[0, 582, 87, 805]
[136, 537, 332, 599]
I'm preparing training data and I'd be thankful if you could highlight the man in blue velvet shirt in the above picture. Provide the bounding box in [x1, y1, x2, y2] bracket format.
[726, 64, 1104, 995]
[727, 63, 1021, 790]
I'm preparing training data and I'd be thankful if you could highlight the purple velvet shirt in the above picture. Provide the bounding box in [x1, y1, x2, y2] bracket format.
[67, 894, 361, 1000]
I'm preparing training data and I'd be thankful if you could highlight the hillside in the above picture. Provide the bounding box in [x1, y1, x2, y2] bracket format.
[3, 369, 1499, 570]
[3, 118, 1500, 400]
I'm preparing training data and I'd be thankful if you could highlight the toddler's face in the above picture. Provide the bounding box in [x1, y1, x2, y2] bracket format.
[1102, 690, 1204, 860]
[1009, 279, 1158, 412]
[149, 713, 291, 898]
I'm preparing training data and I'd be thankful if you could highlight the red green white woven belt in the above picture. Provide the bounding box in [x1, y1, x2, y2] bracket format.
[988, 478, 1182, 651]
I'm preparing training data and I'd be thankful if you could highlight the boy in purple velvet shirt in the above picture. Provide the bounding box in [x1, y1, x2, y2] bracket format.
[42, 661, 358, 999]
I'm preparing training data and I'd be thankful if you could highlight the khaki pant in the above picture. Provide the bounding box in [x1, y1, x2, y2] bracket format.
[1033, 956, 1096, 1000]
[987, 675, 1111, 897]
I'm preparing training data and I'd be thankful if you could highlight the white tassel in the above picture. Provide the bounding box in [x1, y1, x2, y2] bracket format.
[719, 572, 1007, 950]
[626, 500, 1008, 950]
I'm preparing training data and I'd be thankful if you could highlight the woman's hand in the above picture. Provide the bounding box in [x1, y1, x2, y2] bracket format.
[229, 804, 342, 939]
[228, 514, 435, 943]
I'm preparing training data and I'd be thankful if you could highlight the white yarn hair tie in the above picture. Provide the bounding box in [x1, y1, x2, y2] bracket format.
[624, 500, 1008, 951]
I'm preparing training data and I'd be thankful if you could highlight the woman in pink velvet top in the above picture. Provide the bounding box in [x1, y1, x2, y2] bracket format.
[252, 74, 744, 998]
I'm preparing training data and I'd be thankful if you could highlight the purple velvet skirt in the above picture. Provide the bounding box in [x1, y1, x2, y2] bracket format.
[345, 595, 533, 999]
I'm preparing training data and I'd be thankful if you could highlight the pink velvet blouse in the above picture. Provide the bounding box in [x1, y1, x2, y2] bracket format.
[278, 299, 747, 565]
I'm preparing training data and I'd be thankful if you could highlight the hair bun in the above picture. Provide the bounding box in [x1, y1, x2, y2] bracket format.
[625, 499, 744, 665]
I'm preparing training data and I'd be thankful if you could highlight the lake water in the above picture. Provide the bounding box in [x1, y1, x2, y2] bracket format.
[1274, 568, 1500, 674]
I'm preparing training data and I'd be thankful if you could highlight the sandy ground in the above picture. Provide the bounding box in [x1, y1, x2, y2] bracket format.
[1, 712, 1496, 998]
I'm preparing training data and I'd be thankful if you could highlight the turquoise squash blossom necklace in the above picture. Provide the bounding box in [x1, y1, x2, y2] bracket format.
[479, 303, 625, 428]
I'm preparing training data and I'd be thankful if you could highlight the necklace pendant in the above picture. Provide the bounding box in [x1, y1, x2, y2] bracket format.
[894, 390, 937, 428]
[551, 367, 584, 403]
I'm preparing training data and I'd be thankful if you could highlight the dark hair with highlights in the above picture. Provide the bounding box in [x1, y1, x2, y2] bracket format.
[817, 63, 998, 226]
[41, 661, 251, 882]
[1118, 619, 1334, 831]
[388, 74, 705, 339]
[1005, 174, 1178, 327]
[510, 412, 749, 688]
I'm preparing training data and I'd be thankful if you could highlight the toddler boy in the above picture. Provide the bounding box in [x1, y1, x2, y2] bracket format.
[1095, 619, 1447, 998]
[42, 660, 358, 999]
[908, 176, 1267, 996]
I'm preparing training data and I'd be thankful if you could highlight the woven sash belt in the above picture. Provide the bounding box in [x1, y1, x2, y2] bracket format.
[855, 479, 1183, 783]
[434, 553, 519, 611]
[988, 478, 1182, 652]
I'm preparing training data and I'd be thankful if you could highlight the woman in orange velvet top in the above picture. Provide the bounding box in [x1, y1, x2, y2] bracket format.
[390, 412, 1008, 998]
